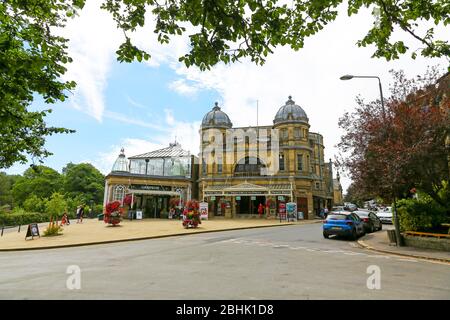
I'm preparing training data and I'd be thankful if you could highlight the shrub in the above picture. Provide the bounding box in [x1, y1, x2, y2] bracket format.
[396, 196, 447, 232]
[43, 223, 63, 237]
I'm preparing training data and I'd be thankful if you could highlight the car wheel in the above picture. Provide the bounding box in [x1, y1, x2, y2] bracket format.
[370, 225, 375, 233]
[351, 229, 358, 240]
[323, 232, 329, 239]
[378, 224, 382, 231]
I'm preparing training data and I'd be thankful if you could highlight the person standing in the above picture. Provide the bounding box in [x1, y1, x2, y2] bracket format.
[258, 203, 264, 218]
[77, 204, 85, 223]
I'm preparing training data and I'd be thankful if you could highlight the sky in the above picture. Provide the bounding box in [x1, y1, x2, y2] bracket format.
[5, 0, 449, 194]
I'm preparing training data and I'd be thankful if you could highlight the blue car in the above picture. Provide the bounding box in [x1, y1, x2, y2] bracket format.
[323, 212, 365, 240]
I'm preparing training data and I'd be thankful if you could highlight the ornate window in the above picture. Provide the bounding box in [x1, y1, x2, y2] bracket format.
[234, 157, 265, 176]
[112, 185, 125, 202]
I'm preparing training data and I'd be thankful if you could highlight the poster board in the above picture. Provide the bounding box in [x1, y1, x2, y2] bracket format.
[199, 202, 209, 220]
[136, 210, 143, 220]
[286, 202, 297, 221]
[25, 223, 40, 240]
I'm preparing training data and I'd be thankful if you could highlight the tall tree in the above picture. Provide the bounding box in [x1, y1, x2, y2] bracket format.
[1, 0, 449, 169]
[62, 163, 105, 204]
[12, 165, 63, 206]
[336, 67, 449, 211]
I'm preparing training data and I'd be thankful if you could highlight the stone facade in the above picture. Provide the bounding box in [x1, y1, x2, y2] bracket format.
[198, 97, 335, 219]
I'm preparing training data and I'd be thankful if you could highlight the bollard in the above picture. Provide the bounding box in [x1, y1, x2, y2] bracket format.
[1, 226, 3, 237]
[18, 225, 21, 233]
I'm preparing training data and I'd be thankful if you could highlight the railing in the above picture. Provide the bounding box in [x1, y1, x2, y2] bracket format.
[1, 224, 22, 237]
[404, 231, 450, 239]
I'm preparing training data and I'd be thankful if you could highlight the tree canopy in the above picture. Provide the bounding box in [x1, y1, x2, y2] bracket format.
[62, 163, 105, 204]
[103, 0, 450, 69]
[11, 165, 63, 206]
[1, 0, 449, 169]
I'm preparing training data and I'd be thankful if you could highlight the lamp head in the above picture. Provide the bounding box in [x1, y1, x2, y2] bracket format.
[340, 74, 354, 80]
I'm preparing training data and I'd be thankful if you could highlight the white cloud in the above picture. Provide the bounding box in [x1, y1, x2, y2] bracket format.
[168, 79, 199, 96]
[58, 0, 122, 121]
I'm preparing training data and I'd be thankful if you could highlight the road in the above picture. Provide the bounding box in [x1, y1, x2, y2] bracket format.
[0, 223, 449, 299]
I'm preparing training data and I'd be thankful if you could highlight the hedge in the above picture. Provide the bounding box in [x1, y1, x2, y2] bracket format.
[0, 210, 79, 227]
[396, 197, 447, 232]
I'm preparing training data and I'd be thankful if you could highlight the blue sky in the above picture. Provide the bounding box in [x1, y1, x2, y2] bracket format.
[4, 0, 449, 194]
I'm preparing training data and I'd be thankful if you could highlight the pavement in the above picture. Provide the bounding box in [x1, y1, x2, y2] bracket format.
[1, 223, 449, 299]
[0, 218, 320, 251]
[357, 226, 450, 263]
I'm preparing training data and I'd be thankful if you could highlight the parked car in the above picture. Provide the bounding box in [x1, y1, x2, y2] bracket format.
[354, 210, 382, 233]
[376, 207, 393, 224]
[323, 212, 366, 240]
[331, 206, 345, 212]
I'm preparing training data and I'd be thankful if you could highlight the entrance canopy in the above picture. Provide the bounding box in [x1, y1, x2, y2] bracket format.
[204, 182, 292, 197]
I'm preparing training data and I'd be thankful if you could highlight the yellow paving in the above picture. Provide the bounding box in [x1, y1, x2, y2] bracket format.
[0, 218, 319, 251]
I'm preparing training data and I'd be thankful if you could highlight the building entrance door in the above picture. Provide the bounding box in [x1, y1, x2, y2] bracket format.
[297, 197, 308, 219]
[145, 196, 158, 218]
[250, 196, 266, 215]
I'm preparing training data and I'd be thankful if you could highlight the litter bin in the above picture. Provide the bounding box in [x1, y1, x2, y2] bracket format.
[387, 229, 397, 245]
[97, 214, 104, 221]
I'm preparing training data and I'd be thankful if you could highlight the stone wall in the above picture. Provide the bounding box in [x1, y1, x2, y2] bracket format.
[403, 235, 450, 252]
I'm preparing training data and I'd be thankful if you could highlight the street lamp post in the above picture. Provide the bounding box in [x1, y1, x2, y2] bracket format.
[340, 75, 386, 121]
[340, 74, 403, 246]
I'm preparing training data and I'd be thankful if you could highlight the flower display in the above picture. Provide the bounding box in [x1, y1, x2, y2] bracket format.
[104, 201, 123, 226]
[182, 200, 201, 228]
[123, 194, 132, 206]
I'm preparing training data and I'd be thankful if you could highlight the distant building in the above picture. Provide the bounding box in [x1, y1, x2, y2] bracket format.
[104, 144, 198, 218]
[333, 172, 343, 205]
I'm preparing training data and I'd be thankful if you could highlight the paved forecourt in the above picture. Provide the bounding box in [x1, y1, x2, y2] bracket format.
[0, 218, 319, 251]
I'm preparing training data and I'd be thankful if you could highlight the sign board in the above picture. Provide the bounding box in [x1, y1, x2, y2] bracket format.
[251, 196, 256, 200]
[136, 210, 143, 220]
[278, 196, 285, 201]
[130, 184, 172, 191]
[278, 202, 287, 221]
[199, 202, 209, 220]
[25, 223, 40, 240]
[236, 196, 241, 201]
[210, 196, 216, 201]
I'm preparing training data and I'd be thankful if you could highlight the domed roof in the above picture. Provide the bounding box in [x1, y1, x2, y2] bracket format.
[273, 96, 308, 125]
[201, 102, 232, 129]
[111, 148, 129, 172]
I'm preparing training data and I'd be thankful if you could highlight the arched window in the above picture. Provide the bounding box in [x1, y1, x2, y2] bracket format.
[112, 185, 125, 202]
[234, 157, 266, 176]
